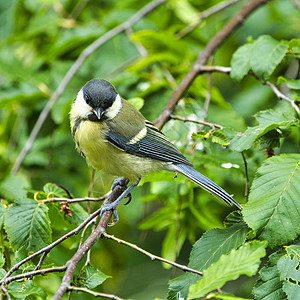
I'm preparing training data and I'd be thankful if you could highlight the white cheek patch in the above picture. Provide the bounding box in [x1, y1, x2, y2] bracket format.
[72, 89, 92, 118]
[105, 94, 122, 119]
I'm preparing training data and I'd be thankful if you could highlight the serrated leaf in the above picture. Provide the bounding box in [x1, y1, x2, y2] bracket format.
[81, 265, 110, 289]
[43, 182, 70, 198]
[277, 245, 300, 299]
[188, 241, 267, 299]
[243, 154, 300, 247]
[211, 130, 229, 146]
[168, 222, 249, 299]
[229, 110, 298, 151]
[191, 130, 209, 140]
[4, 199, 51, 252]
[7, 280, 47, 299]
[251, 35, 288, 80]
[253, 251, 287, 300]
[230, 44, 253, 81]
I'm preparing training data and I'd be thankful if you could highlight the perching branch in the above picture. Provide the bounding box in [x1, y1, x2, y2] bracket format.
[38, 193, 110, 204]
[103, 233, 203, 276]
[53, 184, 125, 300]
[11, 0, 166, 175]
[154, 0, 270, 129]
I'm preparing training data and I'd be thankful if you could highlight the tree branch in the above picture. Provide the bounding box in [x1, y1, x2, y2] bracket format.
[4, 266, 67, 285]
[154, 0, 269, 129]
[170, 114, 223, 130]
[103, 233, 203, 276]
[265, 81, 300, 116]
[53, 184, 125, 300]
[11, 0, 166, 175]
[68, 286, 125, 300]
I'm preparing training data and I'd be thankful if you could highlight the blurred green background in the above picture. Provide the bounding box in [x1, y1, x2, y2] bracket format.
[0, 0, 299, 298]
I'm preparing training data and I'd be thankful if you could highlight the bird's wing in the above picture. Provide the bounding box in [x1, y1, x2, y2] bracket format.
[106, 120, 192, 166]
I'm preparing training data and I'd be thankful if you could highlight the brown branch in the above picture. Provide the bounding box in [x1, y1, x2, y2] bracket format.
[53, 184, 125, 300]
[292, 0, 300, 9]
[154, 0, 270, 129]
[170, 114, 223, 130]
[68, 286, 125, 300]
[103, 233, 203, 276]
[11, 0, 166, 175]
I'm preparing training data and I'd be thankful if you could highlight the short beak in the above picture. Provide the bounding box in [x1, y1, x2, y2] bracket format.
[92, 107, 102, 119]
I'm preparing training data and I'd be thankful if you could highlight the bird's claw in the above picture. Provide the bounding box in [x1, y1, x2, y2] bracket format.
[100, 203, 119, 226]
[111, 177, 128, 190]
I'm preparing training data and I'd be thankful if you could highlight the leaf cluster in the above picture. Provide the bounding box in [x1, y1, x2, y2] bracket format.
[0, 0, 300, 299]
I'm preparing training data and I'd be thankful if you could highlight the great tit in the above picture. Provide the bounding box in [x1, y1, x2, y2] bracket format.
[70, 79, 242, 217]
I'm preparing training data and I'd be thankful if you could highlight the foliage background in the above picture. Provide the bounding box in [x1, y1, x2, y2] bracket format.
[0, 0, 300, 299]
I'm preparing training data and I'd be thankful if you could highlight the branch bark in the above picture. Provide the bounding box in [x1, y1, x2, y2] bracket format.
[53, 185, 125, 300]
[153, 0, 270, 129]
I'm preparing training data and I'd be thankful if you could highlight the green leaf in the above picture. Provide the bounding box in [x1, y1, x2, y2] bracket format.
[8, 280, 47, 299]
[81, 265, 110, 289]
[251, 35, 288, 80]
[4, 198, 51, 252]
[188, 240, 267, 299]
[0, 174, 30, 201]
[191, 130, 210, 140]
[43, 182, 70, 198]
[253, 251, 287, 300]
[229, 110, 298, 152]
[168, 222, 249, 299]
[277, 76, 300, 90]
[230, 43, 253, 81]
[211, 130, 229, 146]
[243, 154, 300, 247]
[277, 245, 300, 299]
[0, 252, 4, 268]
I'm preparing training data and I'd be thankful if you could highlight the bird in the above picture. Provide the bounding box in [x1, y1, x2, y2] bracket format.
[70, 79, 242, 220]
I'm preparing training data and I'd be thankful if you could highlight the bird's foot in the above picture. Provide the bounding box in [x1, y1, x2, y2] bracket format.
[111, 177, 132, 205]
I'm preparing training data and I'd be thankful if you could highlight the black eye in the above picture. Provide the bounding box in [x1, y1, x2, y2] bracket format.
[85, 95, 91, 105]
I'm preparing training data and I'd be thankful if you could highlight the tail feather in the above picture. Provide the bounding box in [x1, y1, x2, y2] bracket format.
[172, 164, 242, 210]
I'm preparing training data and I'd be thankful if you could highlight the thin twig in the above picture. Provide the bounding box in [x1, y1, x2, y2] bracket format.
[0, 207, 103, 287]
[265, 81, 300, 116]
[68, 286, 125, 300]
[103, 233, 203, 276]
[39, 193, 110, 204]
[2, 285, 11, 300]
[4, 266, 67, 285]
[241, 152, 249, 202]
[11, 0, 166, 175]
[177, 0, 242, 39]
[170, 114, 223, 129]
[53, 185, 126, 300]
[154, 0, 269, 129]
